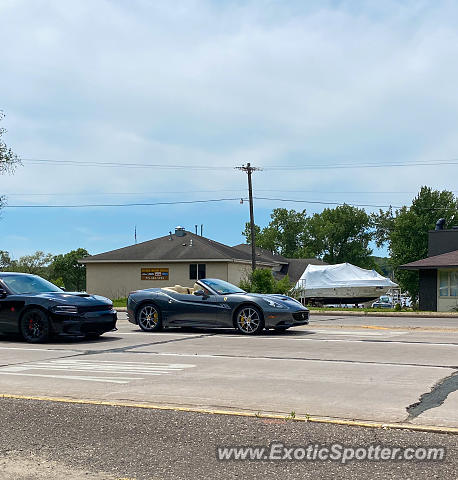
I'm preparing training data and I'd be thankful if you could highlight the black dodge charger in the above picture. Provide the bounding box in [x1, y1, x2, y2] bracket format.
[0, 272, 117, 342]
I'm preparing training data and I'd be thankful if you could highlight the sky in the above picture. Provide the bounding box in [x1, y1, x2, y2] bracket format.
[1, 0, 458, 259]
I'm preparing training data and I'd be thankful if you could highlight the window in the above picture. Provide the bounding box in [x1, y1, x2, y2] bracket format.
[451, 272, 458, 297]
[190, 264, 206, 280]
[439, 270, 458, 297]
[439, 271, 449, 297]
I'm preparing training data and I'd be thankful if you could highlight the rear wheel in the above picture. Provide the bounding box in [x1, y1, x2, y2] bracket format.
[235, 306, 264, 335]
[137, 304, 162, 332]
[20, 309, 51, 343]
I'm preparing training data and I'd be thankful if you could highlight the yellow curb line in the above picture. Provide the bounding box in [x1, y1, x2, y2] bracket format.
[1, 393, 457, 435]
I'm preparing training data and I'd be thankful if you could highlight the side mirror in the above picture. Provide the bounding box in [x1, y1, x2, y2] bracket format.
[194, 290, 205, 296]
[0, 288, 7, 299]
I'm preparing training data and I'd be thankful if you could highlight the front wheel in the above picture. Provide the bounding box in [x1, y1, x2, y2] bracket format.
[20, 309, 51, 343]
[235, 306, 264, 335]
[137, 304, 162, 332]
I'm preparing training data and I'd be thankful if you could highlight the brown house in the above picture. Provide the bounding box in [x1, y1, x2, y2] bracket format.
[400, 225, 458, 312]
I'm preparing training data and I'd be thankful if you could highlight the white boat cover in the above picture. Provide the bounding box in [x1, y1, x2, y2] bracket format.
[295, 262, 398, 290]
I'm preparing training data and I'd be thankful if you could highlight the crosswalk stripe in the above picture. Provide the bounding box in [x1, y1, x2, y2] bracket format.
[0, 359, 196, 383]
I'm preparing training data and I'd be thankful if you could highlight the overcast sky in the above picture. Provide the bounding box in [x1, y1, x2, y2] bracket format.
[1, 0, 458, 259]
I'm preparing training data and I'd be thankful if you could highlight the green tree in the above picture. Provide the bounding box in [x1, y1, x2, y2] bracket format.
[1, 111, 21, 211]
[13, 251, 54, 277]
[306, 204, 374, 267]
[377, 187, 458, 300]
[0, 250, 15, 271]
[50, 248, 89, 291]
[242, 208, 310, 257]
[239, 268, 291, 294]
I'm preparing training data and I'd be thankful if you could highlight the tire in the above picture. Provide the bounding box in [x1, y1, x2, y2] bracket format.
[137, 303, 163, 332]
[235, 306, 264, 335]
[20, 308, 51, 343]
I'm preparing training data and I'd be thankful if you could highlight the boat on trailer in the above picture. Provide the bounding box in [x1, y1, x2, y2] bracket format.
[295, 262, 398, 305]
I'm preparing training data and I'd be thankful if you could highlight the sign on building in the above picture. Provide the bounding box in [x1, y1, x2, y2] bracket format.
[141, 268, 169, 281]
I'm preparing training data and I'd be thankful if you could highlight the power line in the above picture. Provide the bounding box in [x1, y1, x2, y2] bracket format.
[253, 196, 402, 208]
[2, 195, 454, 210]
[21, 159, 231, 170]
[3, 198, 244, 209]
[18, 157, 458, 171]
[3, 188, 458, 197]
[263, 159, 458, 170]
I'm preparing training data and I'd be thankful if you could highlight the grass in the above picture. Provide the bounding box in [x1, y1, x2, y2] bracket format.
[112, 297, 127, 308]
[306, 306, 414, 313]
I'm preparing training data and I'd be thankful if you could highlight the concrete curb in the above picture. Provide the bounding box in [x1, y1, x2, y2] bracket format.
[1, 394, 457, 435]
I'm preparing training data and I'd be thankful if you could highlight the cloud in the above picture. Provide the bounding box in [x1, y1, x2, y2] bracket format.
[1, 0, 458, 254]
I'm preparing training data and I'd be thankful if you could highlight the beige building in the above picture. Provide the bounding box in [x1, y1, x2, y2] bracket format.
[80, 227, 279, 299]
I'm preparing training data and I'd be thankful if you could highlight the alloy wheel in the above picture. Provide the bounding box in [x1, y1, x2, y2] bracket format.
[138, 304, 161, 331]
[236, 307, 262, 334]
[21, 309, 50, 343]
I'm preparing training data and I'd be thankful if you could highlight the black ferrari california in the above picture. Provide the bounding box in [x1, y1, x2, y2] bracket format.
[127, 278, 309, 334]
[0, 272, 117, 342]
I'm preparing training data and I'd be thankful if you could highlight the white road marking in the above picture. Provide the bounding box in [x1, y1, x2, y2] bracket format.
[0, 346, 67, 352]
[0, 359, 195, 383]
[0, 372, 133, 384]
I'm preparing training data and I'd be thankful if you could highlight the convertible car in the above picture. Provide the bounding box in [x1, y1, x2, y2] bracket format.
[127, 278, 309, 334]
[0, 272, 117, 343]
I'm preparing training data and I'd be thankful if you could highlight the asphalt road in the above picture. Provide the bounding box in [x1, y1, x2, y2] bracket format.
[0, 313, 457, 479]
[0, 397, 456, 480]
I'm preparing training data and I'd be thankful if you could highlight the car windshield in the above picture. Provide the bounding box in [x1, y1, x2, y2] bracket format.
[2, 275, 63, 294]
[200, 279, 246, 295]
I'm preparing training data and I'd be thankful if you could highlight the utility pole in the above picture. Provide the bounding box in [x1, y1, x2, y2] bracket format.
[235, 163, 261, 271]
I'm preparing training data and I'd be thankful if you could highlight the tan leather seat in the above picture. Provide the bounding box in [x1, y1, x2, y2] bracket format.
[163, 285, 193, 294]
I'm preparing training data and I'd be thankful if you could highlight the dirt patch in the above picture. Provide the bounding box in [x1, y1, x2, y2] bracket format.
[0, 452, 122, 480]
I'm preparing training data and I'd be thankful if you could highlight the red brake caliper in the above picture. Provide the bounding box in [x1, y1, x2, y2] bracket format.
[29, 318, 33, 330]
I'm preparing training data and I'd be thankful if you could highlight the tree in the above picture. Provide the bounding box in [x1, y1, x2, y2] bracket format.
[0, 111, 21, 211]
[242, 208, 310, 257]
[377, 187, 458, 300]
[50, 248, 89, 291]
[305, 204, 374, 267]
[13, 251, 54, 277]
[0, 250, 15, 271]
[239, 268, 292, 294]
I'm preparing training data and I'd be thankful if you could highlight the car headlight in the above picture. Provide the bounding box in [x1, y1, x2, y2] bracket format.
[52, 305, 78, 314]
[265, 299, 287, 309]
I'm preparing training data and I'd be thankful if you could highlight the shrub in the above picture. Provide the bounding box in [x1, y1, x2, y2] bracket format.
[239, 269, 291, 295]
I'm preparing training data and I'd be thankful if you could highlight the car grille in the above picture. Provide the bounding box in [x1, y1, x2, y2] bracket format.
[78, 305, 113, 314]
[293, 311, 309, 322]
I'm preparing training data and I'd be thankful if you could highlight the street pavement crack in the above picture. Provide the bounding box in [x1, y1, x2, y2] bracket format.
[67, 333, 216, 357]
[405, 370, 458, 421]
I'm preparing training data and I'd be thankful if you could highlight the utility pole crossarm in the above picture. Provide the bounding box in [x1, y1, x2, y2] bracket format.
[235, 163, 262, 271]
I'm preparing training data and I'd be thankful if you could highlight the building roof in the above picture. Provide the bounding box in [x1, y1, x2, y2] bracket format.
[232, 244, 328, 283]
[232, 244, 288, 264]
[80, 231, 278, 265]
[399, 249, 458, 270]
[276, 258, 328, 284]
